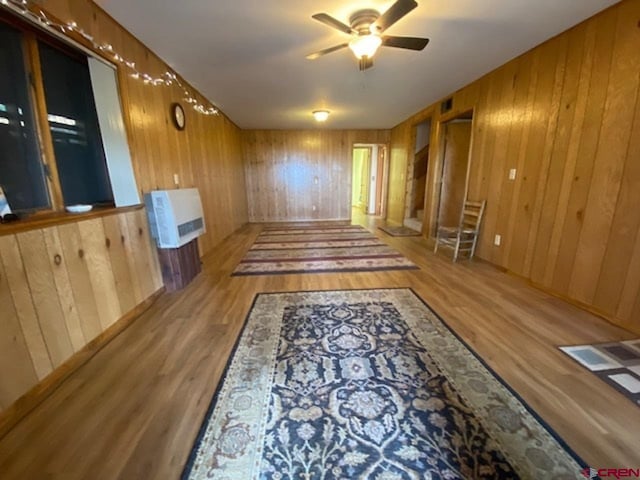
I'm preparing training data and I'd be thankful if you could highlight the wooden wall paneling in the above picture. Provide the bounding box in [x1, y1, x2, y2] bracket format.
[631, 284, 640, 332]
[56, 223, 103, 343]
[550, 10, 616, 296]
[0, 235, 52, 379]
[298, 131, 311, 218]
[528, 27, 586, 284]
[102, 214, 137, 314]
[615, 99, 640, 329]
[500, 52, 540, 268]
[16, 230, 74, 368]
[125, 44, 158, 195]
[118, 213, 144, 305]
[467, 70, 506, 259]
[77, 219, 122, 329]
[519, 34, 568, 278]
[579, 0, 640, 312]
[242, 131, 257, 221]
[229, 121, 248, 229]
[243, 130, 388, 223]
[540, 23, 596, 287]
[273, 132, 289, 220]
[384, 1, 640, 331]
[296, 132, 311, 219]
[124, 211, 156, 300]
[480, 60, 519, 265]
[0, 258, 39, 408]
[617, 232, 640, 329]
[567, 5, 638, 305]
[503, 40, 565, 275]
[464, 78, 492, 203]
[260, 131, 272, 221]
[42, 227, 86, 352]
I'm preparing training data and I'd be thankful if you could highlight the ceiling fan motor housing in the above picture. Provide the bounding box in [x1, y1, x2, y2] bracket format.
[349, 9, 381, 35]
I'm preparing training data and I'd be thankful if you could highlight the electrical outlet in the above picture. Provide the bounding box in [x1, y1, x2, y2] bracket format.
[314, 177, 319, 185]
[312, 205, 317, 211]
[508, 168, 517, 180]
[494, 234, 502, 246]
[173, 173, 180, 185]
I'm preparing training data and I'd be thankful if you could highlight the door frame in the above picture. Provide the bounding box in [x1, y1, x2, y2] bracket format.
[352, 143, 389, 216]
[426, 109, 475, 237]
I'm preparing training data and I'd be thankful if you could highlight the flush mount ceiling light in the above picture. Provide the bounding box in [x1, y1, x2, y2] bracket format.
[312, 110, 330, 122]
[306, 0, 429, 71]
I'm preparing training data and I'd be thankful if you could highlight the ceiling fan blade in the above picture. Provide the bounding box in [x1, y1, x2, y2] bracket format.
[311, 13, 355, 35]
[359, 56, 374, 71]
[373, 0, 418, 33]
[306, 43, 349, 60]
[382, 36, 429, 50]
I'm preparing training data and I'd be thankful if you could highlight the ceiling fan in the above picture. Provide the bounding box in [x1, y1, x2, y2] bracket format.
[306, 0, 429, 71]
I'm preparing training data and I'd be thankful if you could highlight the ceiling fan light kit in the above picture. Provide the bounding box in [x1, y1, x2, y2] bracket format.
[312, 110, 330, 122]
[348, 34, 382, 59]
[307, 0, 428, 71]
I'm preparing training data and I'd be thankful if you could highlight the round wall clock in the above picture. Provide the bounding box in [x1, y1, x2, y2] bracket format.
[171, 102, 185, 130]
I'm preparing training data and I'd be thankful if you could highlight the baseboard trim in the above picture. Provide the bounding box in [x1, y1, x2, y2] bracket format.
[0, 287, 165, 440]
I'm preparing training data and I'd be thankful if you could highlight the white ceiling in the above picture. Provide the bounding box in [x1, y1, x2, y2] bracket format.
[96, 0, 618, 129]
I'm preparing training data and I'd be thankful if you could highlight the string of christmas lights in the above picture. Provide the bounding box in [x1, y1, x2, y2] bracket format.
[1, 0, 220, 115]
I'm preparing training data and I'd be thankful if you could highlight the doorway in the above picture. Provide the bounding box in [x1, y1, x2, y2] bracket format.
[435, 115, 473, 232]
[351, 143, 388, 216]
[404, 119, 431, 232]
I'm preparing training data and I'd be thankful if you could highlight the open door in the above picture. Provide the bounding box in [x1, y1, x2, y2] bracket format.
[351, 146, 371, 213]
[352, 144, 388, 216]
[436, 118, 472, 230]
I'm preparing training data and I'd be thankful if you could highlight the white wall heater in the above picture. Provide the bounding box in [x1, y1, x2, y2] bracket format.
[145, 188, 206, 248]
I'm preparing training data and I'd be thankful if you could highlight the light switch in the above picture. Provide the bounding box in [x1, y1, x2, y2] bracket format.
[173, 173, 180, 185]
[494, 234, 502, 246]
[508, 168, 517, 180]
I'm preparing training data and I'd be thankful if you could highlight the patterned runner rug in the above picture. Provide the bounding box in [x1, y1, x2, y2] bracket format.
[232, 225, 418, 276]
[379, 225, 422, 237]
[183, 289, 584, 479]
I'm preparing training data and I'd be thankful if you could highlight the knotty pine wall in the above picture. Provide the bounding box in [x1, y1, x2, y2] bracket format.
[0, 1, 248, 413]
[388, 0, 640, 332]
[0, 209, 163, 410]
[243, 130, 389, 222]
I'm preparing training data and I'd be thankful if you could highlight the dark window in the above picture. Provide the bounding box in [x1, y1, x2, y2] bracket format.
[39, 41, 113, 206]
[0, 12, 118, 215]
[0, 22, 50, 212]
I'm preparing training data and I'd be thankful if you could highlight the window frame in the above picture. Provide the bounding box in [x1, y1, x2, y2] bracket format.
[1, 9, 121, 216]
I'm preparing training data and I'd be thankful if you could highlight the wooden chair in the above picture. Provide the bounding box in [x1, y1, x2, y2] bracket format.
[434, 200, 486, 262]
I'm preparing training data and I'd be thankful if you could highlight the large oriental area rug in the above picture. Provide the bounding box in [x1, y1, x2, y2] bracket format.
[232, 225, 418, 276]
[183, 289, 584, 479]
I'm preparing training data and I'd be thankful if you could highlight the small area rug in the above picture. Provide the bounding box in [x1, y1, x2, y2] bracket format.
[232, 225, 418, 276]
[183, 289, 584, 479]
[378, 225, 421, 237]
[560, 339, 640, 407]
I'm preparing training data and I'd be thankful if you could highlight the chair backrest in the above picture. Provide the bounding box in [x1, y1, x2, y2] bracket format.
[459, 200, 486, 232]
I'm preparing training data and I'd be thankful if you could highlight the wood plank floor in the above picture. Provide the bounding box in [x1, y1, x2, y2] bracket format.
[0, 215, 638, 478]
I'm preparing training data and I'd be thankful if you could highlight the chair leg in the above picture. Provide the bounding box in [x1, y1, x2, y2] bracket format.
[470, 234, 478, 259]
[453, 236, 460, 262]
